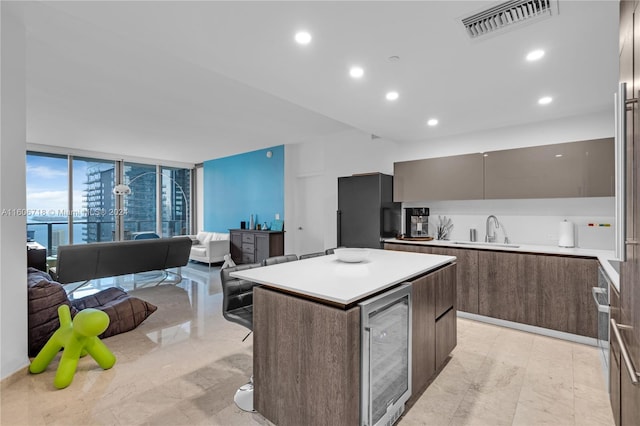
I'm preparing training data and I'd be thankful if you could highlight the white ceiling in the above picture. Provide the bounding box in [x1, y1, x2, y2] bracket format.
[9, 1, 619, 164]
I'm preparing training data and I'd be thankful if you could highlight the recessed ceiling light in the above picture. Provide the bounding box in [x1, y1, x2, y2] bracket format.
[555, 154, 563, 158]
[538, 96, 553, 105]
[427, 118, 438, 126]
[349, 66, 364, 79]
[386, 91, 399, 101]
[388, 56, 400, 62]
[294, 31, 312, 45]
[526, 49, 545, 61]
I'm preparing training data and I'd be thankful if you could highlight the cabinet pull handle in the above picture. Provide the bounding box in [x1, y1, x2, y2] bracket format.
[625, 239, 639, 245]
[591, 287, 610, 313]
[610, 318, 640, 385]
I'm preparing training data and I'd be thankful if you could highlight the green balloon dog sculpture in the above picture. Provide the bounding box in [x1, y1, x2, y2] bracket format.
[30, 305, 116, 389]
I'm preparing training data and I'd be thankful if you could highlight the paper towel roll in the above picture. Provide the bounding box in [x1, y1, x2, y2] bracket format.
[558, 220, 575, 248]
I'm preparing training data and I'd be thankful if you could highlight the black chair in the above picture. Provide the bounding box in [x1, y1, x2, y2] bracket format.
[262, 254, 298, 266]
[220, 262, 261, 412]
[299, 251, 326, 260]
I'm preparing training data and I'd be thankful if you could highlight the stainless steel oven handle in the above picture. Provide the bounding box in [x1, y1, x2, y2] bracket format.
[591, 287, 610, 313]
[610, 318, 640, 385]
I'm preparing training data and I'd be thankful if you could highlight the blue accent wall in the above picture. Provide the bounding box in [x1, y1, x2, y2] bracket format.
[203, 145, 284, 232]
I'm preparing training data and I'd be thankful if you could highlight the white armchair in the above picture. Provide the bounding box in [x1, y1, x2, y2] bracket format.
[189, 231, 230, 267]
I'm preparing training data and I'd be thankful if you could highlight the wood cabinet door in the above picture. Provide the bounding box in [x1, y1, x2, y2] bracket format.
[433, 262, 456, 318]
[478, 251, 537, 326]
[611, 283, 622, 426]
[230, 232, 242, 263]
[435, 308, 457, 368]
[255, 234, 270, 264]
[411, 273, 436, 395]
[384, 243, 479, 314]
[536, 256, 598, 337]
[430, 247, 478, 314]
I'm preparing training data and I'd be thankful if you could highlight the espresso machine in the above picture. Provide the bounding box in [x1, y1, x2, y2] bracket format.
[404, 208, 430, 237]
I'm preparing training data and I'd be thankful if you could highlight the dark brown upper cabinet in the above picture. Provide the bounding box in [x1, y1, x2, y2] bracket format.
[484, 138, 614, 199]
[393, 153, 484, 201]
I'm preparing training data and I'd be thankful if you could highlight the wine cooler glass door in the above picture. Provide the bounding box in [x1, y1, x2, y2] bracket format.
[361, 284, 412, 426]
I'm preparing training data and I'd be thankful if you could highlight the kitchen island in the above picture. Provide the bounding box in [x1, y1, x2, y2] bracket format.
[231, 249, 457, 426]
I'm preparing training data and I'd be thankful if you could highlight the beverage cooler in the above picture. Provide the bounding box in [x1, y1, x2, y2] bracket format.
[359, 284, 412, 426]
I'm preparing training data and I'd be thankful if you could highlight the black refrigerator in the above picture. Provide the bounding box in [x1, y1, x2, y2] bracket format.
[337, 173, 401, 249]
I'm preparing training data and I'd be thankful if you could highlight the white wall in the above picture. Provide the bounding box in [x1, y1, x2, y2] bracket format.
[285, 129, 398, 253]
[405, 198, 614, 249]
[397, 110, 613, 161]
[285, 110, 616, 254]
[1, 6, 29, 379]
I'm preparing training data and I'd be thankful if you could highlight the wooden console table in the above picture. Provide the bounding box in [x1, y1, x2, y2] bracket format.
[229, 229, 284, 264]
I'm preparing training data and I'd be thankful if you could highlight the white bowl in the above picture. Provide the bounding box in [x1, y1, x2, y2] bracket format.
[334, 248, 370, 263]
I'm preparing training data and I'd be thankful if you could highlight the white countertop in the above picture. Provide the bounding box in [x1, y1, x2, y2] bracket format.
[385, 238, 621, 291]
[230, 248, 456, 306]
[385, 238, 614, 258]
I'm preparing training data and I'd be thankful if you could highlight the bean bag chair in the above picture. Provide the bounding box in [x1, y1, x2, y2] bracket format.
[27, 268, 157, 357]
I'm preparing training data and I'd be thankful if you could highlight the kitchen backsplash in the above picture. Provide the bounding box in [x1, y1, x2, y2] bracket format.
[402, 197, 615, 250]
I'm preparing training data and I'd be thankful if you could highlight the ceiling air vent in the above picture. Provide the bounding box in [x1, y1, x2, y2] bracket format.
[462, 0, 559, 39]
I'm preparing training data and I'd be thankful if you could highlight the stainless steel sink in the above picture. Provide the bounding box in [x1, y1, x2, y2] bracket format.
[451, 241, 521, 248]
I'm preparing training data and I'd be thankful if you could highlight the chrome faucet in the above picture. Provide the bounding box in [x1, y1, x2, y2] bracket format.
[485, 215, 511, 243]
[485, 215, 499, 243]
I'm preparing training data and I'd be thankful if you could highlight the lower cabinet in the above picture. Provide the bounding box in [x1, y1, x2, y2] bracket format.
[478, 251, 597, 338]
[410, 263, 457, 396]
[385, 243, 478, 314]
[610, 282, 640, 426]
[435, 308, 457, 368]
[610, 282, 621, 426]
[385, 242, 598, 338]
[229, 229, 284, 264]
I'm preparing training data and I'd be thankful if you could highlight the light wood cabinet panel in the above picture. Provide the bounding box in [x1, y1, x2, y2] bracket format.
[434, 263, 456, 318]
[384, 242, 423, 253]
[411, 273, 436, 395]
[621, 368, 640, 426]
[478, 251, 538, 326]
[429, 247, 478, 314]
[536, 256, 598, 338]
[484, 138, 614, 199]
[479, 250, 597, 337]
[394, 153, 484, 201]
[384, 243, 479, 314]
[435, 308, 457, 368]
[617, 4, 640, 425]
[254, 287, 360, 426]
[410, 263, 457, 397]
[610, 283, 621, 426]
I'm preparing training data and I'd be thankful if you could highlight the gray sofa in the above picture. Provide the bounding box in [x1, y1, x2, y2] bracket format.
[50, 237, 192, 284]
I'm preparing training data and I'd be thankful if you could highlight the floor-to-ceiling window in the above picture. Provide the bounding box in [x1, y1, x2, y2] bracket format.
[26, 152, 193, 250]
[26, 152, 70, 255]
[72, 157, 117, 243]
[122, 163, 157, 239]
[161, 166, 191, 237]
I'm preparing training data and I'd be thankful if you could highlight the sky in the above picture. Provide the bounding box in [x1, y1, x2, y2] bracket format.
[26, 154, 111, 218]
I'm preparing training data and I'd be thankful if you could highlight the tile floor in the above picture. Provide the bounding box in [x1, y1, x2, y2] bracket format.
[1, 263, 614, 425]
